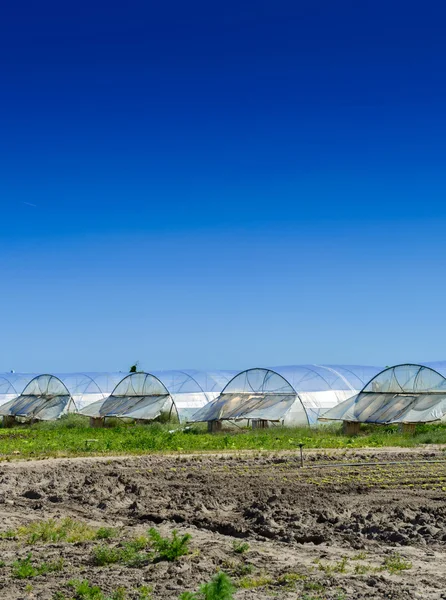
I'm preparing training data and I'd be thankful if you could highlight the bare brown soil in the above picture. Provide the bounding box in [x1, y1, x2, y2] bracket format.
[1, 448, 446, 599]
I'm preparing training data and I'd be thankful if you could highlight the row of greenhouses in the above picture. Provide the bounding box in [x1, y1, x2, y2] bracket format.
[1, 363, 446, 427]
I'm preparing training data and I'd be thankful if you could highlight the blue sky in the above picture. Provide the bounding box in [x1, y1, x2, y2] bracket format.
[1, 0, 446, 372]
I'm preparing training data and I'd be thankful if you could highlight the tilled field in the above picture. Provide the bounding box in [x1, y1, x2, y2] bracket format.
[0, 448, 446, 599]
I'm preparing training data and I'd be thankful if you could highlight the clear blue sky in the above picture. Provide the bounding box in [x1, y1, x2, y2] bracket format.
[1, 0, 446, 372]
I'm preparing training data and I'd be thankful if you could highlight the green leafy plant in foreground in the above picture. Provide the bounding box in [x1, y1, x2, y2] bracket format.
[92, 528, 192, 567]
[3, 517, 117, 544]
[54, 580, 152, 600]
[148, 527, 192, 561]
[12, 553, 64, 579]
[93, 537, 151, 568]
[232, 540, 249, 554]
[383, 552, 412, 574]
[179, 572, 234, 600]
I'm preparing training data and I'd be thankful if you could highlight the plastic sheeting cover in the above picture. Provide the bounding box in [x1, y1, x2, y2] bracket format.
[191, 365, 381, 426]
[81, 371, 237, 422]
[0, 372, 124, 420]
[81, 373, 173, 420]
[320, 364, 446, 424]
[0, 373, 38, 407]
[190, 369, 308, 425]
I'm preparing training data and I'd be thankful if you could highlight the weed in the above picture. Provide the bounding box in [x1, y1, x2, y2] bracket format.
[95, 527, 116, 540]
[12, 553, 64, 579]
[148, 528, 191, 561]
[351, 551, 367, 560]
[179, 572, 234, 600]
[92, 545, 121, 566]
[315, 557, 348, 574]
[276, 572, 306, 587]
[220, 559, 253, 577]
[304, 581, 325, 592]
[354, 563, 370, 574]
[237, 574, 273, 589]
[67, 579, 128, 600]
[232, 540, 249, 554]
[92, 538, 152, 568]
[135, 586, 152, 600]
[6, 518, 116, 544]
[383, 553, 412, 574]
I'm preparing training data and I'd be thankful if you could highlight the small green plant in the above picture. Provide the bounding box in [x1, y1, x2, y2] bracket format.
[383, 553, 412, 574]
[148, 528, 191, 561]
[12, 553, 64, 579]
[95, 527, 116, 540]
[92, 545, 121, 566]
[237, 574, 273, 589]
[179, 572, 234, 600]
[92, 535, 153, 568]
[67, 579, 127, 600]
[135, 586, 152, 600]
[6, 518, 116, 545]
[232, 540, 249, 554]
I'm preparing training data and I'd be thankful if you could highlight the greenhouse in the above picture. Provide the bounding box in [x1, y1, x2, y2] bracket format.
[0, 372, 123, 422]
[0, 373, 37, 407]
[81, 369, 237, 423]
[319, 362, 446, 426]
[189, 364, 381, 427]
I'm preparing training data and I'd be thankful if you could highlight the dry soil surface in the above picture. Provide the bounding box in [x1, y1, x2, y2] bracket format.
[0, 448, 446, 599]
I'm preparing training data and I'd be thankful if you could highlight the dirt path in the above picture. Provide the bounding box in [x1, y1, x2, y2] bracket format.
[0, 449, 445, 599]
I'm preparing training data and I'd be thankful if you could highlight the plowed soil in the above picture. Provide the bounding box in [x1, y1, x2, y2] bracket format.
[1, 448, 446, 599]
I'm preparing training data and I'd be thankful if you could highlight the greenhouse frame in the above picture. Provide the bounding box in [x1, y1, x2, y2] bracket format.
[81, 369, 237, 424]
[0, 372, 123, 422]
[319, 362, 446, 427]
[189, 364, 381, 427]
[0, 373, 37, 407]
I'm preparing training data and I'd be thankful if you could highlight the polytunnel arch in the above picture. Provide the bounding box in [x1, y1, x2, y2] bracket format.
[0, 372, 123, 421]
[81, 372, 179, 421]
[81, 369, 238, 423]
[190, 367, 310, 426]
[319, 363, 446, 424]
[190, 365, 382, 426]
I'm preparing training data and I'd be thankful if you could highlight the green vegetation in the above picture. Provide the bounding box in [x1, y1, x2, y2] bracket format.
[12, 553, 64, 578]
[148, 527, 192, 561]
[2, 418, 446, 459]
[179, 572, 235, 600]
[315, 557, 348, 574]
[232, 540, 249, 554]
[53, 580, 152, 600]
[2, 518, 117, 544]
[383, 552, 412, 574]
[92, 528, 191, 567]
[93, 538, 152, 568]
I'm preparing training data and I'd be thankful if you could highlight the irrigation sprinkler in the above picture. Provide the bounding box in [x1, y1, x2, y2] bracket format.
[298, 442, 305, 468]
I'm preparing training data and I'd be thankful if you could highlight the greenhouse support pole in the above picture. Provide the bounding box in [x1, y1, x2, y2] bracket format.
[207, 420, 222, 433]
[399, 423, 416, 435]
[343, 421, 360, 435]
[3, 415, 17, 428]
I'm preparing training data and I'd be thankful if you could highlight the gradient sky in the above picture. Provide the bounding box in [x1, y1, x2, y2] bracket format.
[1, 0, 446, 372]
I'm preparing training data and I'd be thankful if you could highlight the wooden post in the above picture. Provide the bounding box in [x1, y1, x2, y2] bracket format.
[400, 422, 416, 435]
[207, 420, 222, 433]
[90, 417, 105, 428]
[252, 419, 269, 429]
[3, 415, 17, 428]
[343, 421, 360, 435]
